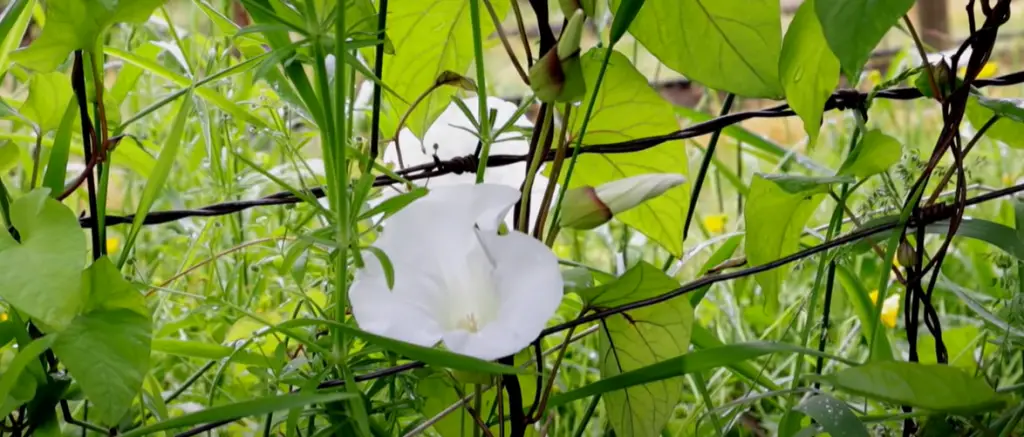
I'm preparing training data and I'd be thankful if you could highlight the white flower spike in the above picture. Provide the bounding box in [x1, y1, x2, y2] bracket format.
[350, 184, 565, 361]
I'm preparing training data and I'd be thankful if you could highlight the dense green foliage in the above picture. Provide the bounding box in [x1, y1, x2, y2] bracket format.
[1, 0, 1024, 436]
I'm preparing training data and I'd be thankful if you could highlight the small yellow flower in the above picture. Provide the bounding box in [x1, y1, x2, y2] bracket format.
[869, 290, 901, 329]
[865, 69, 884, 88]
[960, 62, 998, 79]
[105, 237, 120, 254]
[0, 313, 8, 322]
[1003, 174, 1014, 186]
[703, 214, 728, 234]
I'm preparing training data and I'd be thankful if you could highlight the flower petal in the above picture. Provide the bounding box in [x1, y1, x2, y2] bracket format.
[381, 97, 548, 228]
[376, 184, 521, 265]
[349, 255, 445, 347]
[442, 230, 564, 360]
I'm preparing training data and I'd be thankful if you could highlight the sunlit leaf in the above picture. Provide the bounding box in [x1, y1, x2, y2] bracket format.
[589, 262, 693, 437]
[779, 0, 839, 146]
[19, 71, 74, 133]
[836, 129, 902, 179]
[0, 0, 37, 78]
[0, 189, 86, 330]
[813, 361, 1006, 414]
[12, 0, 165, 72]
[967, 94, 1024, 148]
[376, 0, 510, 138]
[40, 102, 78, 197]
[815, 0, 915, 80]
[548, 48, 689, 256]
[611, 0, 782, 97]
[745, 174, 849, 310]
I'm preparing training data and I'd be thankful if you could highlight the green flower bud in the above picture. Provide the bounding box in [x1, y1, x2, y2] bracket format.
[557, 9, 586, 60]
[897, 240, 917, 268]
[559, 186, 612, 230]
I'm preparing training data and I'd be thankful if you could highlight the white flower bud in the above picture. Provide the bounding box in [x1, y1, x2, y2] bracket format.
[595, 174, 687, 215]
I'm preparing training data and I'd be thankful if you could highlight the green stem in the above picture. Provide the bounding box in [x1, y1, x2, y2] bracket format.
[469, 0, 491, 182]
[517, 109, 554, 232]
[550, 47, 615, 228]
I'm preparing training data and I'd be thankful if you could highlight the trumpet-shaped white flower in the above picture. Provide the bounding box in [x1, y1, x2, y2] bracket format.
[350, 184, 564, 360]
[381, 97, 551, 227]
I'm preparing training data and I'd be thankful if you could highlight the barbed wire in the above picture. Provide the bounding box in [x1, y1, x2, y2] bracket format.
[79, 71, 1024, 228]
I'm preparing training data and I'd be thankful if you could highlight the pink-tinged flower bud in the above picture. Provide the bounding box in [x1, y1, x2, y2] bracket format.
[559, 174, 686, 230]
[529, 9, 586, 103]
[559, 186, 612, 230]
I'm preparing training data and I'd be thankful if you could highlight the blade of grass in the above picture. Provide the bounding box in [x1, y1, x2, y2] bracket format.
[117, 94, 193, 268]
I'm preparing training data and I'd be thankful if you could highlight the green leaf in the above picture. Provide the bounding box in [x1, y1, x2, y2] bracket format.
[815, 0, 915, 80]
[591, 262, 693, 437]
[359, 188, 428, 221]
[119, 95, 192, 267]
[967, 94, 1024, 148]
[792, 394, 870, 437]
[863, 217, 1024, 262]
[0, 335, 55, 416]
[0, 189, 86, 329]
[40, 101, 78, 197]
[0, 0, 36, 78]
[779, 0, 839, 146]
[918, 326, 988, 369]
[548, 49, 689, 256]
[689, 234, 742, 305]
[414, 350, 536, 437]
[690, 326, 781, 391]
[976, 95, 1024, 123]
[19, 71, 74, 133]
[673, 105, 830, 174]
[117, 391, 356, 437]
[611, 0, 782, 98]
[12, 0, 165, 72]
[376, 0, 509, 138]
[104, 45, 267, 128]
[52, 257, 151, 426]
[150, 339, 276, 367]
[0, 142, 20, 174]
[608, 0, 646, 45]
[745, 174, 845, 310]
[549, 341, 857, 409]
[813, 361, 1006, 414]
[836, 129, 902, 179]
[279, 319, 528, 375]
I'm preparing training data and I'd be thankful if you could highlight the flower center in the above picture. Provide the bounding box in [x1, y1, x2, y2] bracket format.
[455, 313, 481, 333]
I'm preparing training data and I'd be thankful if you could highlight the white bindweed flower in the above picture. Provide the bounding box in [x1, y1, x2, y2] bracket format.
[381, 97, 551, 228]
[350, 183, 565, 360]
